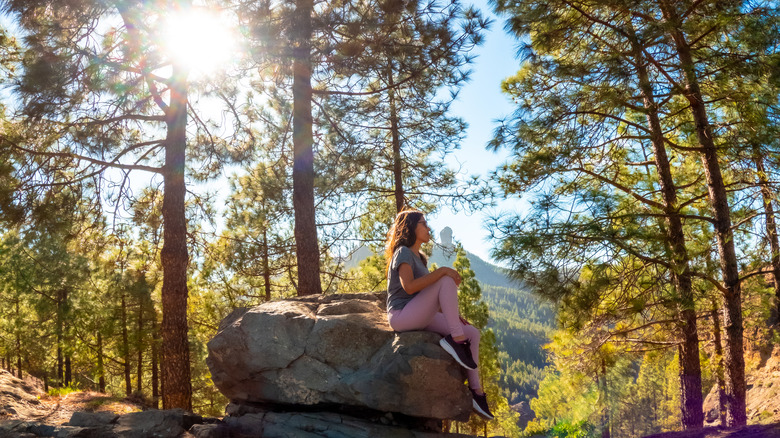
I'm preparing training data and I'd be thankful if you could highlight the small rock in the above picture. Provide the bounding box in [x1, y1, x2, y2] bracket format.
[113, 409, 188, 438]
[26, 423, 57, 436]
[189, 423, 230, 438]
[68, 411, 120, 427]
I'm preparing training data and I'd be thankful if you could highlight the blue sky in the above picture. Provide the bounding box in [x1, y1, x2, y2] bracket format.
[431, 0, 528, 264]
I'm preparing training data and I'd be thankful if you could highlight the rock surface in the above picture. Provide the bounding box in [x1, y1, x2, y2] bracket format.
[224, 410, 475, 438]
[1, 406, 475, 438]
[0, 370, 45, 420]
[703, 345, 780, 427]
[206, 292, 472, 421]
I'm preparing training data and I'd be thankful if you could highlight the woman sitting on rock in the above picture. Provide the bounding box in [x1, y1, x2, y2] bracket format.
[384, 209, 493, 420]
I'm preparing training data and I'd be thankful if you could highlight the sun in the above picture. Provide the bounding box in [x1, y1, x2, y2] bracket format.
[161, 8, 237, 76]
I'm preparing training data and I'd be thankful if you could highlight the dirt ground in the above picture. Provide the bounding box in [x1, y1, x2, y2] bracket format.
[0, 369, 144, 427]
[643, 423, 780, 438]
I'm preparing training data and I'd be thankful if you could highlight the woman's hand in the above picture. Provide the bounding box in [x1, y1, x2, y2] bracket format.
[436, 267, 461, 286]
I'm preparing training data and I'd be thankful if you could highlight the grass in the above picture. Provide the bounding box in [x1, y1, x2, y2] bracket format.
[47, 384, 81, 397]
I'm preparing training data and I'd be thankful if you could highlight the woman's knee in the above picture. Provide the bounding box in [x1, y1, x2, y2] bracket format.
[437, 275, 457, 291]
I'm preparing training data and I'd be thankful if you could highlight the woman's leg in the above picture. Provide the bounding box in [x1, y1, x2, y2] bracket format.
[388, 276, 464, 339]
[423, 313, 482, 390]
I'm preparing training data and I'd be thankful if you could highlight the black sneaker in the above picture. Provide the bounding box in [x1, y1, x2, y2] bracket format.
[439, 335, 477, 370]
[471, 389, 494, 420]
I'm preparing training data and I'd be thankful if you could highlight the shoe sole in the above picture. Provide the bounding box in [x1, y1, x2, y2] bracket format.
[472, 399, 494, 421]
[439, 338, 477, 370]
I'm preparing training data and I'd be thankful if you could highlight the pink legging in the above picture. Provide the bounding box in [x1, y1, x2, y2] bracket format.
[387, 276, 482, 390]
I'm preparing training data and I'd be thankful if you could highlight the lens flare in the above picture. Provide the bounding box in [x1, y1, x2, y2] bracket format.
[161, 8, 236, 76]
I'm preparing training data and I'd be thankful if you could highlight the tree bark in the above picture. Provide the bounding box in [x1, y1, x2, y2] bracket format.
[388, 63, 404, 213]
[121, 293, 131, 396]
[600, 358, 610, 438]
[151, 313, 160, 409]
[754, 151, 780, 323]
[711, 303, 727, 426]
[291, 0, 322, 296]
[631, 30, 703, 429]
[160, 66, 192, 411]
[659, 1, 746, 426]
[57, 288, 64, 386]
[65, 356, 71, 388]
[64, 287, 72, 387]
[56, 346, 63, 386]
[97, 331, 106, 393]
[136, 295, 144, 394]
[263, 227, 272, 302]
[16, 330, 21, 378]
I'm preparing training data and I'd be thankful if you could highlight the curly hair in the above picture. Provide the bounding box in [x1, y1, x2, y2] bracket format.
[385, 210, 428, 274]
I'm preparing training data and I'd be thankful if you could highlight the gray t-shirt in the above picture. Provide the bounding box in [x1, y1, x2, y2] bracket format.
[387, 246, 429, 311]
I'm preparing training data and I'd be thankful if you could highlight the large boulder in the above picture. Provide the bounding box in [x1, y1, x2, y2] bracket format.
[206, 292, 472, 421]
[223, 411, 476, 438]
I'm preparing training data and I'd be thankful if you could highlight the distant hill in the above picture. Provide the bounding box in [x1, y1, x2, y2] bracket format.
[428, 242, 523, 290]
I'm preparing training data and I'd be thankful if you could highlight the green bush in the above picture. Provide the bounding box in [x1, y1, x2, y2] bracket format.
[548, 420, 595, 438]
[47, 384, 80, 397]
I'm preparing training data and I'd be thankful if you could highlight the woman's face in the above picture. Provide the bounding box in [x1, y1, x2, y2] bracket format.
[415, 216, 430, 244]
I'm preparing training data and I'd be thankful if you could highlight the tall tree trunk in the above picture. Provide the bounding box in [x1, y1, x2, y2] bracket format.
[263, 227, 271, 302]
[14, 299, 21, 378]
[56, 347, 63, 386]
[388, 63, 404, 213]
[291, 0, 322, 296]
[711, 303, 727, 426]
[754, 151, 780, 323]
[65, 356, 71, 388]
[16, 331, 21, 378]
[631, 32, 703, 429]
[600, 358, 610, 438]
[152, 313, 160, 409]
[97, 331, 106, 393]
[136, 296, 144, 394]
[659, 1, 746, 426]
[115, 0, 190, 411]
[121, 293, 131, 396]
[62, 287, 71, 387]
[160, 66, 192, 411]
[57, 289, 64, 386]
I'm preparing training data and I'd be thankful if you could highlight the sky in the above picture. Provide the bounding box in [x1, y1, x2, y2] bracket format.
[430, 0, 529, 264]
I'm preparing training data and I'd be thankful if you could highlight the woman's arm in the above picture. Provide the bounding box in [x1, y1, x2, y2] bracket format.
[398, 263, 461, 295]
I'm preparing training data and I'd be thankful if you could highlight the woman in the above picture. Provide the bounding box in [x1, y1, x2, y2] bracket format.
[385, 210, 493, 420]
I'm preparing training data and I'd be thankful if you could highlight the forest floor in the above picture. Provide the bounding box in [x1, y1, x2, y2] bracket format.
[0, 369, 143, 427]
[23, 390, 144, 425]
[643, 423, 780, 438]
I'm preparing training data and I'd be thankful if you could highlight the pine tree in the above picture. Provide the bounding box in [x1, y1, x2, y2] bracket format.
[489, 0, 708, 426]
[205, 163, 294, 303]
[490, 0, 780, 428]
[1, 0, 244, 409]
[238, 0, 490, 281]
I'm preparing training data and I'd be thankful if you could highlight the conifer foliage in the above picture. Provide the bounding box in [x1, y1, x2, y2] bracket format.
[491, 0, 780, 432]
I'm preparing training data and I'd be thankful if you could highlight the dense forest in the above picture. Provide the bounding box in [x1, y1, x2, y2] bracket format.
[2, 0, 780, 437]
